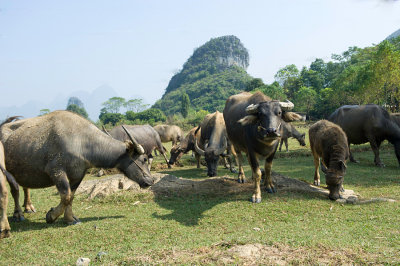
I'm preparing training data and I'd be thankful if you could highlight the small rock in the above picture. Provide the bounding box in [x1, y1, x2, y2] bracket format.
[76, 257, 90, 266]
[336, 198, 347, 204]
[97, 169, 104, 177]
[346, 196, 358, 204]
[253, 227, 261, 231]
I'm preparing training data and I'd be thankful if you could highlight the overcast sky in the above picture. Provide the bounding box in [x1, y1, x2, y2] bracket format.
[0, 0, 399, 109]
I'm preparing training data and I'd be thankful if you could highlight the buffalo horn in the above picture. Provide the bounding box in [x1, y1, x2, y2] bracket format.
[245, 104, 259, 114]
[215, 137, 228, 156]
[121, 125, 145, 155]
[194, 138, 205, 156]
[102, 125, 112, 137]
[278, 100, 294, 110]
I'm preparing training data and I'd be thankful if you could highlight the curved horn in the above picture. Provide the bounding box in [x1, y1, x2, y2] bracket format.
[102, 125, 112, 137]
[279, 100, 294, 111]
[194, 138, 205, 156]
[245, 104, 259, 114]
[122, 125, 145, 155]
[215, 137, 228, 156]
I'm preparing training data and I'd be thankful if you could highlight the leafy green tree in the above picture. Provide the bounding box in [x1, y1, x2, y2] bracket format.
[294, 86, 317, 114]
[255, 81, 286, 100]
[245, 78, 265, 91]
[99, 112, 124, 126]
[102, 97, 126, 113]
[274, 64, 301, 98]
[126, 108, 166, 123]
[66, 104, 88, 118]
[124, 98, 149, 112]
[181, 92, 190, 118]
[39, 109, 50, 116]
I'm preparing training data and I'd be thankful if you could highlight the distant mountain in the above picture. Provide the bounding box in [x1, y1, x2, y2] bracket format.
[0, 84, 118, 121]
[153, 35, 252, 115]
[386, 28, 400, 40]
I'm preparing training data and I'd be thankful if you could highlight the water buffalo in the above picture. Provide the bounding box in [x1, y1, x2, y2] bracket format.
[328, 104, 400, 167]
[169, 127, 202, 168]
[194, 111, 236, 177]
[223, 91, 301, 203]
[0, 111, 152, 225]
[0, 141, 18, 238]
[153, 124, 183, 146]
[108, 125, 171, 170]
[309, 120, 349, 200]
[278, 121, 306, 152]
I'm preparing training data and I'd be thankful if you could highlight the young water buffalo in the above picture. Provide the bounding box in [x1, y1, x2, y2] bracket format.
[109, 125, 171, 169]
[328, 104, 400, 167]
[0, 111, 153, 225]
[169, 127, 202, 167]
[278, 121, 306, 152]
[309, 120, 349, 200]
[224, 91, 302, 203]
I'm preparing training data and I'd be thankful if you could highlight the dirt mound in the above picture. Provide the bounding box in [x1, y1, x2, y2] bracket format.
[77, 172, 363, 202]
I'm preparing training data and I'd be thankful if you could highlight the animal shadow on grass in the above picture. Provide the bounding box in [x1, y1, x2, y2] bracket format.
[8, 215, 124, 232]
[151, 170, 328, 226]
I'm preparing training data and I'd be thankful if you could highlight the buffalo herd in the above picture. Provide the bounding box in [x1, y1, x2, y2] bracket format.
[1, 91, 399, 238]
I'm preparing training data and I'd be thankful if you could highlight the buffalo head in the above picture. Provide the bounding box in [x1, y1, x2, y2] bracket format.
[321, 160, 346, 200]
[195, 138, 227, 177]
[169, 145, 184, 165]
[299, 133, 306, 146]
[238, 100, 301, 141]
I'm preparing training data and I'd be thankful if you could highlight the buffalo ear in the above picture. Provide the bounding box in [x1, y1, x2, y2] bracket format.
[339, 160, 347, 173]
[282, 112, 303, 122]
[238, 115, 258, 126]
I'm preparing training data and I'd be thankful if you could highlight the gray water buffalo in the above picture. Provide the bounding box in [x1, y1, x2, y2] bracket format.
[194, 111, 236, 177]
[0, 111, 152, 225]
[328, 104, 400, 167]
[278, 121, 306, 152]
[169, 127, 202, 168]
[153, 124, 183, 146]
[223, 91, 301, 203]
[109, 125, 171, 169]
[309, 120, 349, 200]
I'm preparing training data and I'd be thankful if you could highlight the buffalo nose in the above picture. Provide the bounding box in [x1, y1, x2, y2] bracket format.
[266, 128, 277, 134]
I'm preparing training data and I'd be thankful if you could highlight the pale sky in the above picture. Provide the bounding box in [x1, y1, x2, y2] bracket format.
[0, 0, 399, 116]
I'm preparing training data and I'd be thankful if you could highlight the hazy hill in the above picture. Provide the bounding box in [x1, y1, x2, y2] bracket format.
[386, 28, 400, 40]
[153, 35, 253, 115]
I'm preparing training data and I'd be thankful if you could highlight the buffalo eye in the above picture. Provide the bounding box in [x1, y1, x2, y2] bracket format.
[143, 158, 148, 162]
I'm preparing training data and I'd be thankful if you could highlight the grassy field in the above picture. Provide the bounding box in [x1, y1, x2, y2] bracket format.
[1, 126, 399, 264]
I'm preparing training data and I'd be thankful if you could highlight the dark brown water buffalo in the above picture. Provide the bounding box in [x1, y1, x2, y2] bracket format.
[278, 121, 306, 152]
[224, 91, 301, 203]
[194, 111, 236, 177]
[309, 120, 349, 200]
[328, 104, 400, 167]
[109, 124, 171, 169]
[153, 124, 183, 146]
[0, 111, 152, 225]
[169, 127, 202, 168]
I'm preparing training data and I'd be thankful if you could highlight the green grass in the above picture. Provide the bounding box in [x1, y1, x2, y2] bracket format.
[1, 129, 399, 264]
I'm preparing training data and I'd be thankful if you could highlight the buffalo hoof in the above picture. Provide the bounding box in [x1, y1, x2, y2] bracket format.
[167, 165, 172, 169]
[265, 187, 276, 193]
[375, 162, 385, 168]
[340, 186, 345, 192]
[46, 208, 56, 224]
[0, 229, 10, 239]
[251, 196, 262, 203]
[66, 216, 81, 226]
[237, 178, 245, 184]
[12, 212, 25, 222]
[314, 180, 320, 186]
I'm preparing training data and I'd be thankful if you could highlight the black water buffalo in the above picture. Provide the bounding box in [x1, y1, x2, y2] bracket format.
[109, 125, 171, 169]
[194, 111, 236, 177]
[0, 111, 152, 225]
[153, 124, 183, 146]
[224, 92, 301, 203]
[328, 104, 400, 167]
[278, 121, 306, 152]
[309, 120, 349, 200]
[169, 127, 202, 168]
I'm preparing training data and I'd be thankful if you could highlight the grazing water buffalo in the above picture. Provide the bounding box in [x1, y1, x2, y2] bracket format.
[278, 121, 306, 152]
[328, 104, 400, 167]
[194, 111, 236, 177]
[0, 111, 152, 225]
[169, 127, 202, 167]
[109, 125, 171, 169]
[309, 120, 349, 200]
[153, 124, 183, 146]
[0, 141, 18, 238]
[224, 92, 301, 203]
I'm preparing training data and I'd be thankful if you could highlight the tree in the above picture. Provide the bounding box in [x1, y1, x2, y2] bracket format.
[256, 81, 286, 100]
[99, 107, 124, 125]
[39, 109, 50, 116]
[245, 78, 265, 91]
[294, 86, 317, 114]
[124, 98, 149, 113]
[66, 104, 88, 119]
[274, 64, 301, 98]
[181, 92, 190, 118]
[126, 108, 166, 123]
[67, 97, 84, 109]
[102, 97, 126, 113]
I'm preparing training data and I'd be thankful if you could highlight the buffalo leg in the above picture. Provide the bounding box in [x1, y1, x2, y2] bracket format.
[393, 141, 400, 166]
[348, 142, 359, 163]
[161, 152, 172, 169]
[195, 152, 201, 168]
[284, 138, 289, 152]
[369, 137, 384, 167]
[0, 171, 10, 238]
[63, 179, 83, 225]
[248, 153, 262, 203]
[279, 139, 283, 151]
[46, 169, 78, 225]
[23, 188, 36, 213]
[263, 157, 276, 193]
[9, 182, 24, 222]
[148, 154, 154, 171]
[235, 151, 246, 183]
